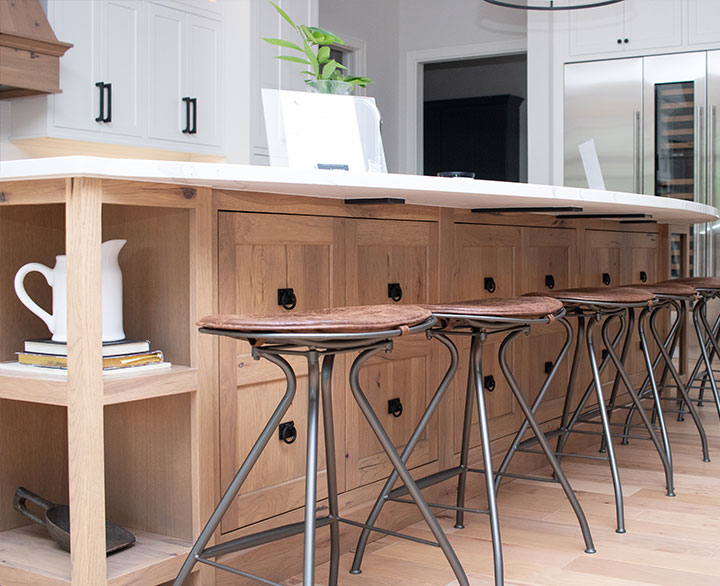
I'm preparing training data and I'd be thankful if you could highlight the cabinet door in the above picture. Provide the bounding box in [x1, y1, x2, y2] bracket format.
[187, 14, 221, 146]
[147, 2, 185, 142]
[451, 224, 522, 448]
[344, 219, 439, 489]
[50, 0, 97, 132]
[521, 228, 576, 423]
[568, 2, 624, 57]
[688, 0, 720, 46]
[96, 0, 144, 137]
[217, 212, 345, 531]
[624, 0, 681, 53]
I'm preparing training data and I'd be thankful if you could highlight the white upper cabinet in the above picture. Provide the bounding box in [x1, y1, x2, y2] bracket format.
[688, 0, 720, 47]
[148, 2, 221, 147]
[11, 0, 222, 155]
[569, 0, 682, 58]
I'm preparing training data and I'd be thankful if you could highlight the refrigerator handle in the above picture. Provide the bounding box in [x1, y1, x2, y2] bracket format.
[697, 106, 705, 204]
[633, 110, 641, 193]
[711, 105, 716, 208]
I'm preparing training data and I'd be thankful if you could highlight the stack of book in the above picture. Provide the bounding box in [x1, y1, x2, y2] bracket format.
[15, 338, 171, 374]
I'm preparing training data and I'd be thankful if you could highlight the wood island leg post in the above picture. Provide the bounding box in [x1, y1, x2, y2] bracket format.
[65, 177, 107, 586]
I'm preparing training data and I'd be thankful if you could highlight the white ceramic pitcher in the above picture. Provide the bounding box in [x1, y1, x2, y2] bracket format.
[14, 239, 127, 343]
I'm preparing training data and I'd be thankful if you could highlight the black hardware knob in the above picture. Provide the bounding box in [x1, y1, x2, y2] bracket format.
[617, 38, 622, 44]
[388, 397, 403, 418]
[545, 274, 555, 290]
[601, 349, 609, 362]
[640, 271, 647, 283]
[278, 421, 297, 444]
[388, 283, 403, 302]
[484, 277, 496, 294]
[602, 273, 611, 286]
[624, 38, 629, 44]
[277, 288, 297, 310]
[544, 361, 554, 375]
[484, 375, 496, 392]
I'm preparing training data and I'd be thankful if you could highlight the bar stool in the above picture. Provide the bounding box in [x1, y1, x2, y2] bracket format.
[173, 305, 470, 586]
[617, 281, 709, 462]
[351, 297, 596, 586]
[517, 287, 674, 534]
[668, 277, 720, 421]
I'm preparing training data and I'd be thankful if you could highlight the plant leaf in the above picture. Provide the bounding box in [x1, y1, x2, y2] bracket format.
[306, 26, 345, 45]
[317, 46, 331, 64]
[262, 37, 304, 52]
[269, 2, 297, 31]
[274, 55, 312, 66]
[321, 60, 338, 80]
[303, 40, 320, 76]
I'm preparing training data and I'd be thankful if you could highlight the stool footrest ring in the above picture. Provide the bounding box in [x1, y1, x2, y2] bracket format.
[387, 466, 464, 499]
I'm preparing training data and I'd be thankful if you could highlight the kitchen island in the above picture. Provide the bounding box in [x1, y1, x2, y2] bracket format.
[0, 156, 716, 586]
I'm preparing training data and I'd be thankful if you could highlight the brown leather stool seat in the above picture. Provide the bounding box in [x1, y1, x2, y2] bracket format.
[669, 276, 720, 290]
[623, 282, 696, 297]
[197, 304, 432, 334]
[525, 286, 654, 305]
[427, 296, 563, 319]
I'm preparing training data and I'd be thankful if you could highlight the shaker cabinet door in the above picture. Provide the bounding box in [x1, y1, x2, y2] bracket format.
[186, 15, 221, 146]
[343, 219, 440, 489]
[217, 212, 345, 532]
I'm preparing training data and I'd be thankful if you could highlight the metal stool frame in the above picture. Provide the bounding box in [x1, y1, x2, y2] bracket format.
[507, 299, 674, 535]
[174, 317, 470, 586]
[618, 292, 710, 462]
[682, 287, 720, 420]
[351, 308, 596, 586]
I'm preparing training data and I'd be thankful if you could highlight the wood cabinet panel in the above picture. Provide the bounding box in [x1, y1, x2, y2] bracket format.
[344, 219, 439, 489]
[451, 223, 522, 446]
[217, 212, 345, 531]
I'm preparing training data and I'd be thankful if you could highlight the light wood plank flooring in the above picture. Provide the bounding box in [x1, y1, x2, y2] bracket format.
[290, 404, 720, 585]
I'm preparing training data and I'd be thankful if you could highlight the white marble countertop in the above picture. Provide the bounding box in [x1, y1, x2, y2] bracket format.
[1, 156, 717, 224]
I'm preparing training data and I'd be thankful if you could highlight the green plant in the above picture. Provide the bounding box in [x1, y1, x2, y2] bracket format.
[262, 2, 373, 90]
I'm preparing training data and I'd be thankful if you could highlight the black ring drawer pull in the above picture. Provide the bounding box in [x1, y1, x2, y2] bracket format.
[388, 283, 403, 302]
[484, 375, 496, 392]
[278, 421, 297, 444]
[640, 271, 647, 283]
[388, 398, 403, 418]
[544, 361, 554, 375]
[602, 273, 611, 286]
[545, 274, 555, 290]
[484, 277, 496, 294]
[277, 288, 297, 310]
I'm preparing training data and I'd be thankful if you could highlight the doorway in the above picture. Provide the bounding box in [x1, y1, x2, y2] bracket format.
[422, 54, 527, 181]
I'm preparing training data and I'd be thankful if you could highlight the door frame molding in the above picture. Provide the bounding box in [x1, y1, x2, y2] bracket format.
[402, 39, 526, 175]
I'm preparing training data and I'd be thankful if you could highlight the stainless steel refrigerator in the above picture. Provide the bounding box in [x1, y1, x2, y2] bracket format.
[565, 50, 720, 277]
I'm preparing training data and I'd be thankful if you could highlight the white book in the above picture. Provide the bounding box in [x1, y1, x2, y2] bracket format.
[23, 338, 150, 357]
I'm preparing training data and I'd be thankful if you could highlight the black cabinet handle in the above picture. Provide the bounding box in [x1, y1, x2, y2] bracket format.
[388, 283, 403, 302]
[182, 97, 198, 134]
[388, 398, 403, 418]
[95, 82, 111, 123]
[640, 271, 647, 283]
[484, 375, 496, 392]
[602, 273, 611, 286]
[545, 274, 555, 290]
[277, 288, 297, 310]
[484, 277, 496, 294]
[617, 38, 622, 44]
[624, 38, 629, 44]
[278, 421, 297, 444]
[544, 361, 554, 375]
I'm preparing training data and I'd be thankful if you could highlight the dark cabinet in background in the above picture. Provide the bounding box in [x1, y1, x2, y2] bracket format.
[424, 94, 524, 181]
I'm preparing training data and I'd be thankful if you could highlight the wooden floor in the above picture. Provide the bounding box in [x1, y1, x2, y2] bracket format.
[290, 403, 720, 585]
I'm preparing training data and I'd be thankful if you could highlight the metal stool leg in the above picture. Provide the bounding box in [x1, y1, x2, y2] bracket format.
[173, 353, 297, 586]
[602, 312, 675, 497]
[587, 316, 626, 534]
[320, 355, 340, 586]
[350, 333, 459, 574]
[349, 345, 470, 586]
[497, 325, 595, 554]
[696, 297, 720, 419]
[455, 335, 477, 530]
[303, 352, 321, 586]
[649, 304, 711, 462]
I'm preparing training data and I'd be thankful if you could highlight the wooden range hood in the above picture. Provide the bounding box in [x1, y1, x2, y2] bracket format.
[0, 0, 72, 100]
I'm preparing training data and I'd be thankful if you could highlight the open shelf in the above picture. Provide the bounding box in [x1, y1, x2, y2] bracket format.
[0, 524, 192, 586]
[0, 364, 197, 405]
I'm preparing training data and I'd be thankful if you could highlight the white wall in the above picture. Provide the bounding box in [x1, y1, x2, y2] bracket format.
[319, 0, 400, 172]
